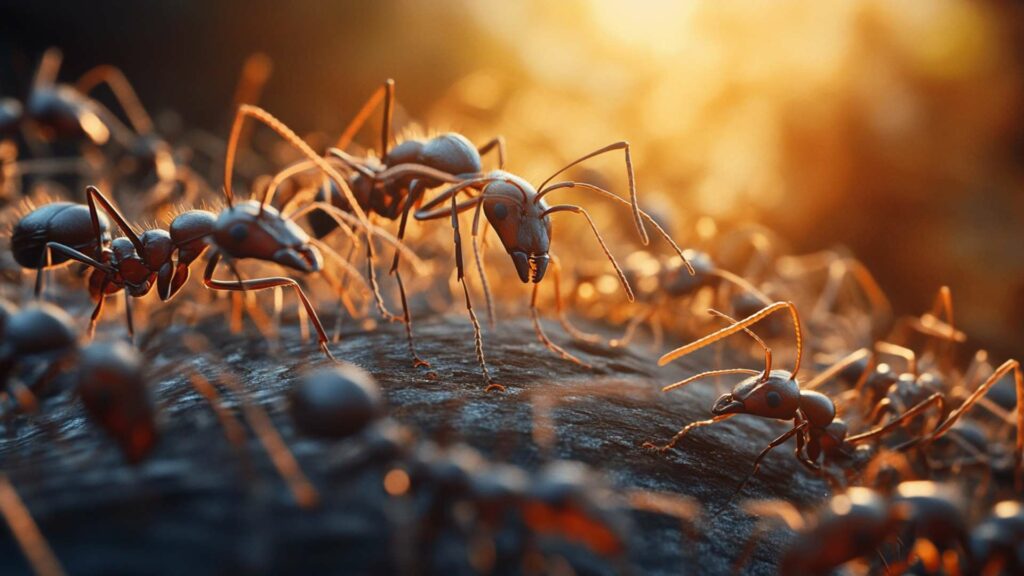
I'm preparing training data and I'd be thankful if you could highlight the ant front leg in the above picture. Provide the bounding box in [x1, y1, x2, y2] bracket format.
[203, 252, 338, 363]
[529, 282, 590, 368]
[449, 193, 500, 391]
[643, 414, 736, 453]
[550, 253, 601, 344]
[35, 242, 113, 298]
[732, 419, 810, 498]
[389, 180, 430, 368]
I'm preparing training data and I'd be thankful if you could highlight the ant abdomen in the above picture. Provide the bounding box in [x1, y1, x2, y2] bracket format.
[289, 364, 384, 439]
[415, 133, 482, 177]
[77, 341, 157, 464]
[26, 85, 107, 144]
[11, 202, 111, 269]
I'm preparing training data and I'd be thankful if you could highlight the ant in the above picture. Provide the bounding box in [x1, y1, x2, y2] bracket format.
[0, 300, 158, 464]
[0, 48, 113, 148]
[405, 147, 691, 389]
[19, 101, 377, 358]
[736, 481, 978, 575]
[289, 363, 384, 440]
[257, 79, 509, 367]
[643, 302, 950, 493]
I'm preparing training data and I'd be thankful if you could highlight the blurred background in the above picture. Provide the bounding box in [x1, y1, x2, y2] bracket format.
[1, 0, 1022, 358]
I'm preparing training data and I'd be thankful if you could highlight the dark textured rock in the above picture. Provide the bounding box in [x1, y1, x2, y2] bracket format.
[0, 312, 829, 575]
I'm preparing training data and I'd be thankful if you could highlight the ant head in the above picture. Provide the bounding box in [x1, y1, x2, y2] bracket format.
[77, 341, 157, 464]
[712, 369, 800, 420]
[482, 173, 551, 283]
[26, 85, 109, 145]
[214, 200, 322, 273]
[0, 97, 22, 136]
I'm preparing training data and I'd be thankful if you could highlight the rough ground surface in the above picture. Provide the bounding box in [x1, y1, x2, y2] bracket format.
[0, 312, 830, 575]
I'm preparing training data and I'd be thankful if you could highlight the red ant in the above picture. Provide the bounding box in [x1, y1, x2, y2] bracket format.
[257, 79, 507, 367]
[405, 152, 691, 390]
[15, 101, 378, 358]
[643, 302, 952, 493]
[736, 481, 979, 575]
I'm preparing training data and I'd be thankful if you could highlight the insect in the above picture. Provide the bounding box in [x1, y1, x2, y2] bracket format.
[258, 79, 508, 367]
[1, 48, 113, 147]
[644, 302, 952, 492]
[405, 146, 691, 389]
[289, 363, 384, 439]
[737, 481, 976, 575]
[21, 100, 376, 358]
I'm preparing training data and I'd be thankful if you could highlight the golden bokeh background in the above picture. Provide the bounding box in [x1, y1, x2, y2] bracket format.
[3, 0, 1022, 355]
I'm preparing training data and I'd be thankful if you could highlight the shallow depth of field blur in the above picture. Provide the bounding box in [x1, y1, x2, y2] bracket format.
[2, 0, 1022, 355]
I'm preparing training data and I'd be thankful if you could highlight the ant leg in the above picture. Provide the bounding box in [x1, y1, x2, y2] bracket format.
[87, 281, 110, 339]
[530, 283, 590, 368]
[732, 420, 809, 497]
[179, 338, 319, 509]
[225, 105, 370, 235]
[364, 229, 399, 322]
[469, 196, 496, 328]
[659, 301, 804, 375]
[85, 186, 138, 248]
[0, 475, 67, 576]
[875, 341, 918, 378]
[476, 136, 506, 169]
[124, 292, 135, 346]
[922, 359, 1023, 487]
[542, 204, 634, 301]
[550, 253, 601, 343]
[35, 242, 113, 297]
[803, 348, 870, 391]
[203, 252, 338, 362]
[642, 413, 736, 453]
[610, 305, 653, 348]
[448, 193, 498, 390]
[76, 65, 153, 134]
[335, 79, 393, 151]
[535, 141, 647, 245]
[847, 392, 945, 444]
[395, 270, 429, 368]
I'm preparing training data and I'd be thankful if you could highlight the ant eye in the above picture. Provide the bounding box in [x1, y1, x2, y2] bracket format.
[766, 391, 781, 408]
[493, 202, 508, 220]
[230, 224, 248, 243]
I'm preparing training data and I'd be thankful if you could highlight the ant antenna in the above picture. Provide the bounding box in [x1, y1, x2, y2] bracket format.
[535, 141, 648, 245]
[659, 301, 804, 378]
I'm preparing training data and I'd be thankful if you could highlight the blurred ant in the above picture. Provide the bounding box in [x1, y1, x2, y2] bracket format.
[737, 481, 977, 575]
[644, 302, 949, 492]
[0, 300, 158, 463]
[0, 48, 113, 148]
